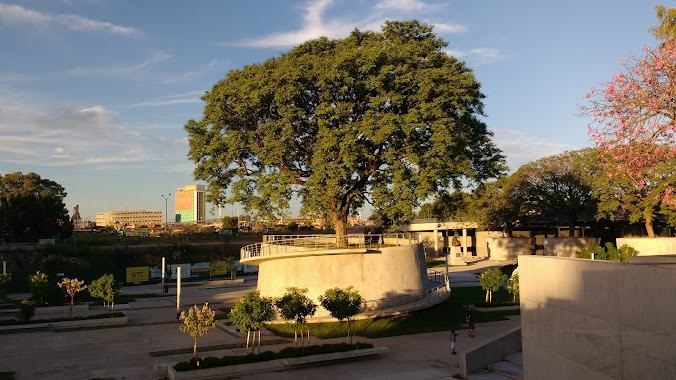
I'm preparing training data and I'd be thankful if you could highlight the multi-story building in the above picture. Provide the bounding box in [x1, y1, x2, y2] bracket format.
[175, 184, 206, 223]
[95, 210, 162, 228]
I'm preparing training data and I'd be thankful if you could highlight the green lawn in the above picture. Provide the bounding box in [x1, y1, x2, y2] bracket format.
[265, 286, 519, 339]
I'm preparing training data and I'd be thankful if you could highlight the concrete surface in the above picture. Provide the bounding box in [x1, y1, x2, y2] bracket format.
[543, 237, 600, 258]
[0, 263, 520, 380]
[485, 238, 533, 260]
[616, 237, 676, 256]
[519, 255, 676, 380]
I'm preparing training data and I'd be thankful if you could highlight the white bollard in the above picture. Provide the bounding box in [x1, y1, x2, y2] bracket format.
[176, 267, 181, 313]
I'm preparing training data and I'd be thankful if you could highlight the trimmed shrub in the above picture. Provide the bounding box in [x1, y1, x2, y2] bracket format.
[17, 300, 35, 322]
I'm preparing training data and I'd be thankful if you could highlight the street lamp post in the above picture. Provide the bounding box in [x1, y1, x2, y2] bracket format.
[161, 193, 171, 231]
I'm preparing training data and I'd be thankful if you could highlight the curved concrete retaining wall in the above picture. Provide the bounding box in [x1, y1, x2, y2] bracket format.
[543, 237, 600, 258]
[256, 244, 426, 303]
[486, 237, 533, 260]
[616, 237, 676, 256]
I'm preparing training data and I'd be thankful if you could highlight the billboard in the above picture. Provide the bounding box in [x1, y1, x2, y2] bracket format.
[126, 266, 149, 283]
[175, 191, 193, 211]
[191, 262, 210, 277]
[210, 261, 228, 276]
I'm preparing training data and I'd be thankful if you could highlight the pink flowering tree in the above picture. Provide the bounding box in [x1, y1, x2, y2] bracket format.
[582, 41, 676, 237]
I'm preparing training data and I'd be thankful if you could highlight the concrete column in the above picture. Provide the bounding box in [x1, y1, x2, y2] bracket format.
[462, 228, 468, 257]
[434, 228, 439, 256]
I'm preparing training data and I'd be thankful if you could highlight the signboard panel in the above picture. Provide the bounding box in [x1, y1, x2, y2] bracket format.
[126, 266, 149, 283]
[170, 264, 191, 279]
[210, 261, 227, 276]
[191, 262, 210, 277]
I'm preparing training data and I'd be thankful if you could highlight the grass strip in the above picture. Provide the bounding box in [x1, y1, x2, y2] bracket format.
[266, 286, 519, 339]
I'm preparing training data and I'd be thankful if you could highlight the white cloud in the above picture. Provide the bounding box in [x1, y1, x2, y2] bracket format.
[444, 47, 506, 64]
[65, 51, 172, 78]
[0, 3, 140, 36]
[492, 129, 574, 171]
[231, 0, 464, 48]
[0, 93, 165, 168]
[375, 0, 431, 12]
[122, 91, 205, 108]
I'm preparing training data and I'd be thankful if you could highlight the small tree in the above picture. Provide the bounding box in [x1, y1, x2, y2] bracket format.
[0, 273, 11, 303]
[57, 277, 86, 318]
[17, 300, 35, 322]
[28, 271, 49, 305]
[275, 287, 317, 348]
[478, 269, 508, 304]
[229, 291, 276, 354]
[179, 303, 217, 363]
[88, 274, 121, 313]
[506, 268, 519, 302]
[224, 256, 237, 280]
[318, 286, 362, 344]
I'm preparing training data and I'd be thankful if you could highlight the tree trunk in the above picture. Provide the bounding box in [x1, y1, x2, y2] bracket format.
[69, 297, 74, 318]
[257, 330, 261, 354]
[347, 317, 351, 344]
[193, 337, 198, 363]
[568, 214, 577, 237]
[485, 291, 489, 303]
[294, 329, 297, 347]
[644, 208, 655, 238]
[330, 211, 348, 248]
[246, 330, 250, 354]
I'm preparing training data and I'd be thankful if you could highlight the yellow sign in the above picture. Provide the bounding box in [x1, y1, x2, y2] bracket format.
[126, 266, 149, 283]
[210, 261, 227, 276]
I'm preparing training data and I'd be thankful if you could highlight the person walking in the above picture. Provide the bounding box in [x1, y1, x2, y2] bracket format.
[466, 306, 475, 337]
[450, 329, 458, 355]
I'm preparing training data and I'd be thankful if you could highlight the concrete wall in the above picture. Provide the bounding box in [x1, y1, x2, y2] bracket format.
[257, 244, 427, 302]
[460, 326, 522, 377]
[485, 237, 533, 260]
[616, 237, 676, 256]
[476, 231, 531, 257]
[519, 255, 676, 380]
[543, 237, 600, 258]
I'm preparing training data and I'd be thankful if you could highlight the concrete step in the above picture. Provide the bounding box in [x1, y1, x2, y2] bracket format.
[468, 370, 515, 380]
[505, 351, 523, 366]
[487, 360, 524, 380]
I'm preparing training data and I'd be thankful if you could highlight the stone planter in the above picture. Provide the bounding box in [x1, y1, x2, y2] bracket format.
[49, 315, 128, 330]
[167, 346, 389, 380]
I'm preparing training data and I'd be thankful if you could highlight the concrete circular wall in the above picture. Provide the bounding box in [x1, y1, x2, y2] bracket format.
[256, 244, 427, 302]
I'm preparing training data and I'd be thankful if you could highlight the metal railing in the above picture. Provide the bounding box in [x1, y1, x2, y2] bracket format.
[359, 272, 450, 313]
[241, 233, 420, 261]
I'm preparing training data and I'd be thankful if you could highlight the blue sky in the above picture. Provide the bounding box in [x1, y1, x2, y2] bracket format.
[0, 0, 664, 221]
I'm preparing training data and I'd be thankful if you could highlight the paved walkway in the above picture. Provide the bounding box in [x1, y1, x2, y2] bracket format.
[0, 264, 519, 380]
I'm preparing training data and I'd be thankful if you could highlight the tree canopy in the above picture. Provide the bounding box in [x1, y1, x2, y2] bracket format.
[186, 20, 505, 237]
[0, 172, 72, 243]
[511, 150, 597, 237]
[651, 5, 676, 42]
[582, 39, 676, 236]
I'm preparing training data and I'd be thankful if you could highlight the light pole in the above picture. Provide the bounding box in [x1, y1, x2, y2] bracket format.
[161, 193, 171, 231]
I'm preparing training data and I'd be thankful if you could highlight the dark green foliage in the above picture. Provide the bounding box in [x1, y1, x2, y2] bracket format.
[0, 172, 72, 243]
[580, 243, 635, 262]
[173, 343, 374, 372]
[17, 300, 35, 321]
[186, 20, 505, 235]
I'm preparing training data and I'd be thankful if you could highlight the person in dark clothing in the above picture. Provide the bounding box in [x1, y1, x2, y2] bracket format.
[450, 329, 458, 354]
[466, 306, 475, 337]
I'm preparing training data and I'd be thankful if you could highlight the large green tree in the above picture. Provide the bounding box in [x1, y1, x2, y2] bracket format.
[0, 172, 72, 243]
[651, 5, 676, 42]
[185, 20, 505, 239]
[462, 177, 529, 237]
[511, 150, 597, 237]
